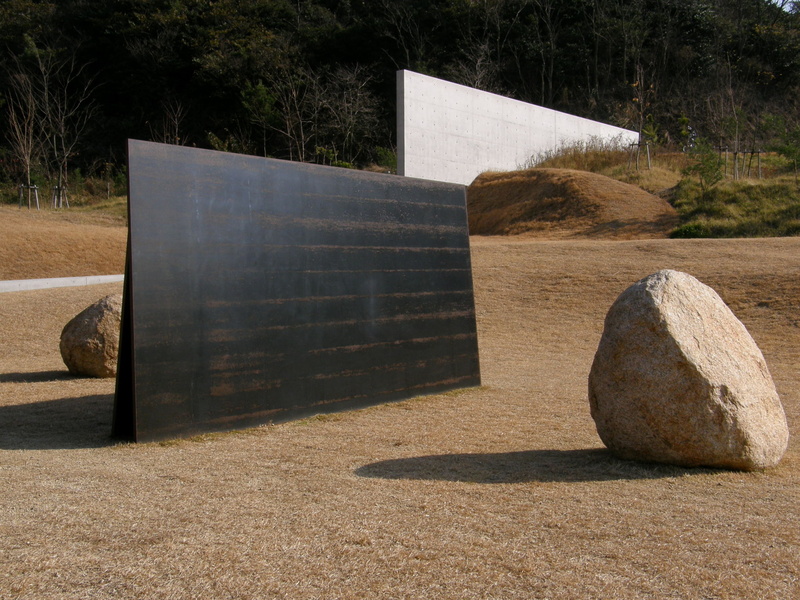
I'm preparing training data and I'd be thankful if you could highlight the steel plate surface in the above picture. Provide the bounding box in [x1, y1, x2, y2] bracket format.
[114, 140, 480, 442]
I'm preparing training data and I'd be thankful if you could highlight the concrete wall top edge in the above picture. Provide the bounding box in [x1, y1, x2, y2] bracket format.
[398, 69, 638, 186]
[399, 70, 637, 138]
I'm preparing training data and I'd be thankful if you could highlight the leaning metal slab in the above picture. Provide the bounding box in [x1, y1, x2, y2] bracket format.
[113, 140, 480, 442]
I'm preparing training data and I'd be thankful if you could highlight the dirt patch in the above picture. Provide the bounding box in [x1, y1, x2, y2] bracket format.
[0, 206, 128, 279]
[468, 168, 679, 239]
[1, 232, 798, 599]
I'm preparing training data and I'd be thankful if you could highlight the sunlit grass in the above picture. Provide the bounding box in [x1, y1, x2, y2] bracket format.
[528, 141, 800, 238]
[70, 195, 128, 224]
[671, 178, 800, 238]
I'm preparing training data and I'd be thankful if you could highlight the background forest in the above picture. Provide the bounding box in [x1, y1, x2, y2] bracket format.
[1, 0, 799, 193]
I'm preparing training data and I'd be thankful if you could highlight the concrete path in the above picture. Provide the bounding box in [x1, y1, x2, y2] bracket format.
[0, 274, 124, 293]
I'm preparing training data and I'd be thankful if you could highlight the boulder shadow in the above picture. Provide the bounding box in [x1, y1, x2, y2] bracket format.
[355, 449, 718, 483]
[0, 393, 115, 450]
[0, 370, 78, 383]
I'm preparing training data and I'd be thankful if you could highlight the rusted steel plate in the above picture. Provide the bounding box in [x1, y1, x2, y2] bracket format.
[113, 140, 480, 442]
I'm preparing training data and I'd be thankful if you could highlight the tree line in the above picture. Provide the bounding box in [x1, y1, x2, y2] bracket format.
[1, 0, 799, 190]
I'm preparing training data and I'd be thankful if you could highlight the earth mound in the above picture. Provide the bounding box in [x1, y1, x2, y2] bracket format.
[467, 168, 679, 239]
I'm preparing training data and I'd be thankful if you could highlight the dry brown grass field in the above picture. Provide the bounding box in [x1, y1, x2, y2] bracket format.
[1, 202, 798, 599]
[0, 206, 127, 280]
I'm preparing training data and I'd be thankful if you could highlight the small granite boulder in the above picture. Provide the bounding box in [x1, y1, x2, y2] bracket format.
[60, 294, 123, 378]
[589, 270, 789, 471]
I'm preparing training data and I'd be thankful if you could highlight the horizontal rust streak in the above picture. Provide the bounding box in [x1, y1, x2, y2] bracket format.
[240, 268, 469, 274]
[210, 353, 477, 386]
[206, 290, 471, 309]
[251, 244, 468, 251]
[306, 333, 478, 356]
[211, 373, 478, 405]
[210, 378, 282, 397]
[305, 376, 479, 409]
[309, 354, 478, 381]
[210, 352, 286, 371]
[200, 243, 469, 252]
[255, 213, 464, 235]
[208, 310, 476, 343]
[277, 189, 463, 209]
[207, 333, 477, 372]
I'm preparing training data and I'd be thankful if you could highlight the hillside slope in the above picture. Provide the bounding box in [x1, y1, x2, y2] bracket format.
[0, 207, 128, 280]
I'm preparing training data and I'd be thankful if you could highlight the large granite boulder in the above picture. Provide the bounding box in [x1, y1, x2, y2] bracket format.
[60, 294, 122, 378]
[589, 270, 789, 471]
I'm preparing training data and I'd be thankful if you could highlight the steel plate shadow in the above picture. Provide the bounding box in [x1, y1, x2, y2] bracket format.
[0, 393, 115, 450]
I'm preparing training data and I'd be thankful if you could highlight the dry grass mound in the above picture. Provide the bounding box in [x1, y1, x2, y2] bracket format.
[0, 206, 128, 280]
[468, 168, 679, 239]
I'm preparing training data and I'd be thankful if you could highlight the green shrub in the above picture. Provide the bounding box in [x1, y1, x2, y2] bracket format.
[782, 220, 800, 235]
[315, 146, 354, 169]
[682, 138, 723, 195]
[374, 147, 397, 172]
[671, 222, 711, 238]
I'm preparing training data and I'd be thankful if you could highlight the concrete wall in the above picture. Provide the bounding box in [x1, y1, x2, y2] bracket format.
[397, 70, 639, 186]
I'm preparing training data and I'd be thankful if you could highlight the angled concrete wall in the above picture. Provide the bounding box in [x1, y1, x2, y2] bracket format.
[397, 70, 639, 186]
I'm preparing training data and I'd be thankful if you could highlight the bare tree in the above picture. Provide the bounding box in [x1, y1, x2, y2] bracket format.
[243, 64, 383, 165]
[531, 0, 564, 106]
[450, 40, 499, 91]
[448, 0, 528, 94]
[704, 60, 752, 179]
[148, 97, 189, 145]
[30, 44, 96, 207]
[5, 64, 40, 208]
[318, 65, 381, 165]
[242, 80, 276, 157]
[375, 0, 438, 70]
[260, 65, 324, 162]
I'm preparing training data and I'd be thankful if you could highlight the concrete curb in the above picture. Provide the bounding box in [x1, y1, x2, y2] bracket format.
[0, 274, 125, 293]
